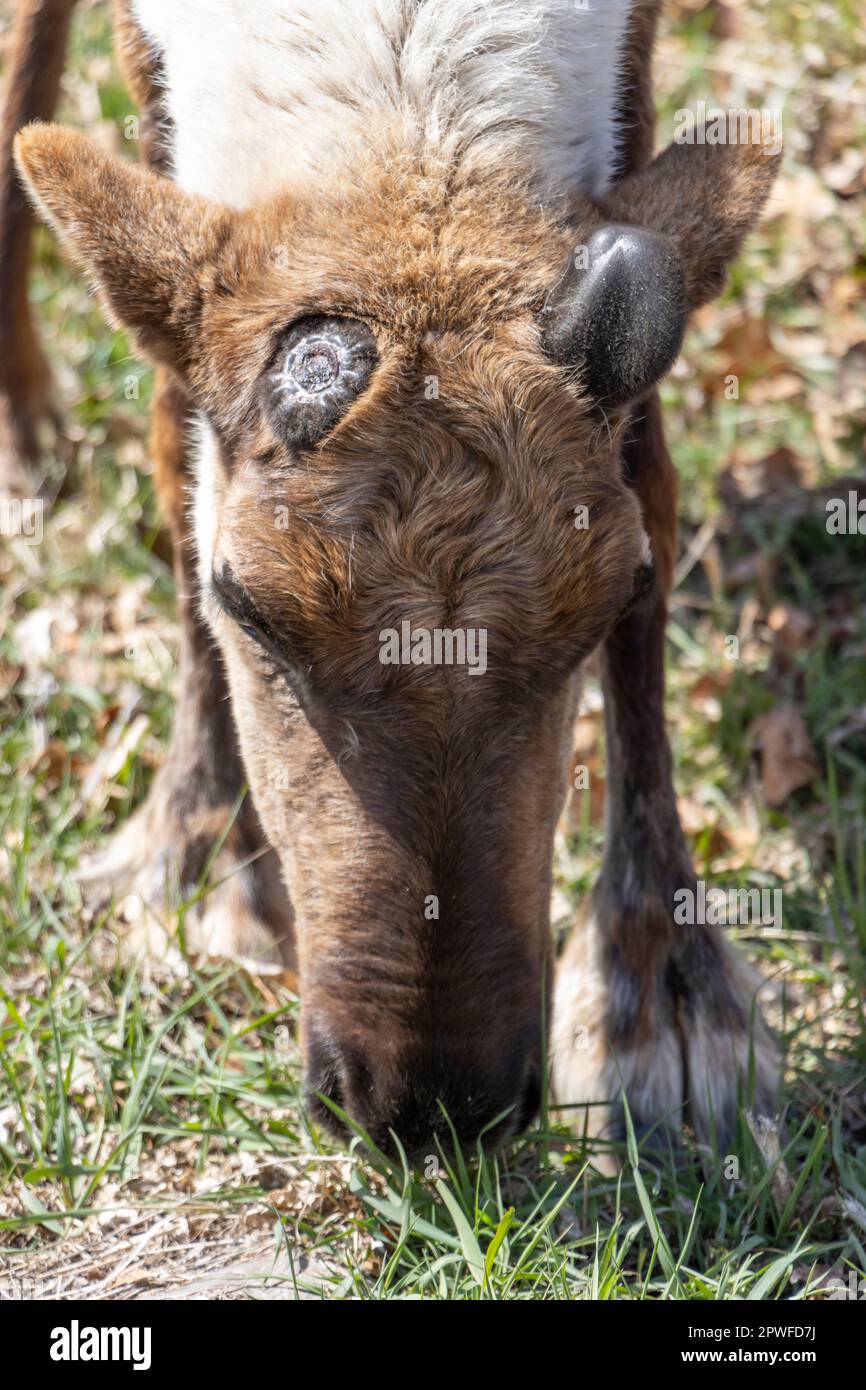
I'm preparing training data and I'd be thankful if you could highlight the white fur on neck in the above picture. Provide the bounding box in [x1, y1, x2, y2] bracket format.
[132, 0, 634, 208]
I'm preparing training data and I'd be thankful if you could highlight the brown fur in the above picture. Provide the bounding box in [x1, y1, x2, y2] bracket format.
[110, 0, 172, 174]
[7, 1, 781, 1154]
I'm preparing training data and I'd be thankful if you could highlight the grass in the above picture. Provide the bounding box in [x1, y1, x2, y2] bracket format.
[1, 0, 866, 1298]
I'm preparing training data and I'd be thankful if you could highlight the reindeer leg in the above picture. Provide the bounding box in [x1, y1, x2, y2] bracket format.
[0, 0, 78, 496]
[552, 392, 777, 1155]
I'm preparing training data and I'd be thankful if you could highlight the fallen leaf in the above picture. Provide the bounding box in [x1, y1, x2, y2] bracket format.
[749, 707, 820, 807]
[78, 712, 151, 810]
[766, 602, 815, 655]
[745, 1113, 793, 1209]
[719, 446, 805, 508]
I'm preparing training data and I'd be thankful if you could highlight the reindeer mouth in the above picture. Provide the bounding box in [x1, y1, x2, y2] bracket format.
[304, 1028, 543, 1158]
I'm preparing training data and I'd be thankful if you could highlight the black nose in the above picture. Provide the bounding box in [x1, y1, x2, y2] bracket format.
[305, 1030, 540, 1158]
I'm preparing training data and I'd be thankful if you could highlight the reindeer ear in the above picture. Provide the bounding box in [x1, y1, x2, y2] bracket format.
[542, 139, 779, 407]
[14, 123, 235, 378]
[601, 139, 781, 310]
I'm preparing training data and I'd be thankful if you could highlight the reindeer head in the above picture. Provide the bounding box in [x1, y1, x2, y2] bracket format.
[16, 125, 777, 1154]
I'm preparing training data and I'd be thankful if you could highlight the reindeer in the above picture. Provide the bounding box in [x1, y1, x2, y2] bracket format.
[1, 0, 779, 1157]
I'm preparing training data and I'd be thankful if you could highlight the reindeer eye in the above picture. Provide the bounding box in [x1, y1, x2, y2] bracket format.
[262, 315, 377, 447]
[294, 341, 340, 393]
